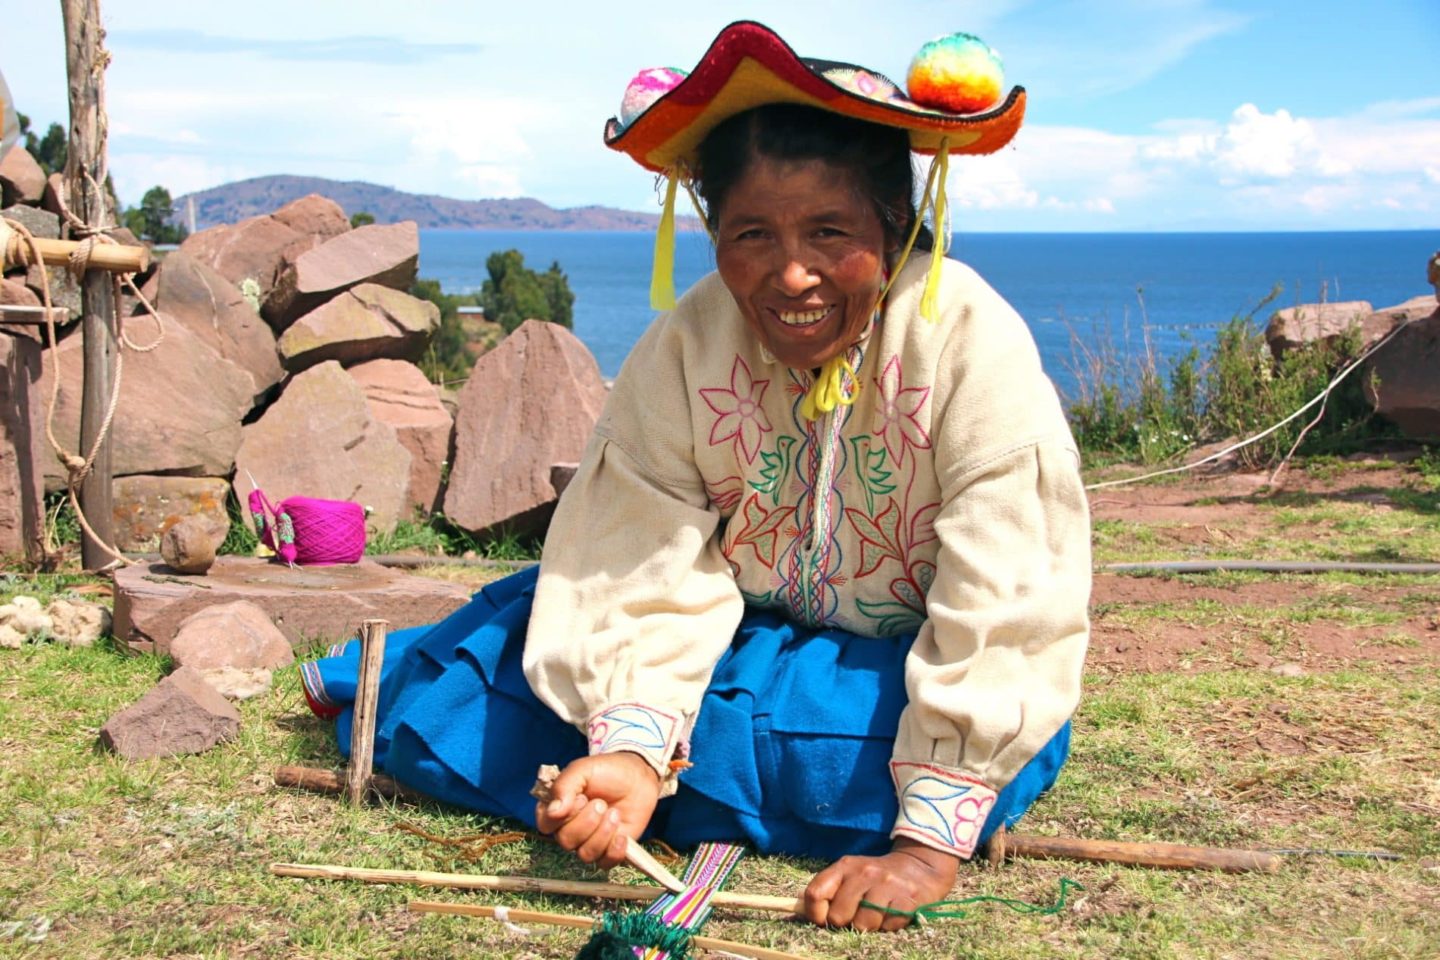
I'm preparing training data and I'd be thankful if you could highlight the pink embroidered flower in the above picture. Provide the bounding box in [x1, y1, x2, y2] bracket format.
[872, 356, 931, 466]
[701, 356, 773, 464]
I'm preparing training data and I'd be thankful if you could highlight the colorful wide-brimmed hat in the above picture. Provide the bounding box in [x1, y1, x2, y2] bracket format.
[608, 22, 1024, 418]
[605, 20, 1025, 174]
[606, 21, 1024, 319]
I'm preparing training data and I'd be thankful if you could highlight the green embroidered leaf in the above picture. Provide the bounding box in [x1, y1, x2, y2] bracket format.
[749, 435, 796, 505]
[856, 597, 925, 634]
[739, 588, 774, 606]
[849, 436, 896, 514]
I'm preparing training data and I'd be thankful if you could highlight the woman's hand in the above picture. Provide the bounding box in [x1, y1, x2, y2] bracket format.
[802, 838, 960, 931]
[534, 752, 662, 870]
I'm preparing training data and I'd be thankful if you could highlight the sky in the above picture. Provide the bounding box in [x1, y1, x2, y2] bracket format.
[2, 0, 1438, 231]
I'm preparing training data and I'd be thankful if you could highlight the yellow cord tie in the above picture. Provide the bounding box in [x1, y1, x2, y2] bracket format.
[799, 353, 860, 421]
[650, 170, 680, 310]
[920, 140, 951, 322]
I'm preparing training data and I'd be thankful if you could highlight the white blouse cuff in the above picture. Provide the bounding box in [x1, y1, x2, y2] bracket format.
[587, 702, 688, 798]
[889, 760, 999, 859]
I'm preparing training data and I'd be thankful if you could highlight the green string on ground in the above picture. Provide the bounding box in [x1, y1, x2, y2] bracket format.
[860, 877, 1083, 923]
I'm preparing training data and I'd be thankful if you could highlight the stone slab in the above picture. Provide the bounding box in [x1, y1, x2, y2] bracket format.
[112, 555, 471, 655]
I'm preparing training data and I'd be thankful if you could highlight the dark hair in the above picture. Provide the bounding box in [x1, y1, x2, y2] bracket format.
[693, 103, 933, 252]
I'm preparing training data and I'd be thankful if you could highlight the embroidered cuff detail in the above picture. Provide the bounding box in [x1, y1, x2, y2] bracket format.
[889, 760, 998, 859]
[587, 702, 685, 797]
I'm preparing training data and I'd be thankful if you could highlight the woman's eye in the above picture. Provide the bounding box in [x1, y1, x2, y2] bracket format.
[734, 228, 766, 241]
[815, 227, 846, 238]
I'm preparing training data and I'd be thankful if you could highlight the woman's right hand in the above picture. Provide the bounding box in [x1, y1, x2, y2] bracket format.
[534, 752, 662, 869]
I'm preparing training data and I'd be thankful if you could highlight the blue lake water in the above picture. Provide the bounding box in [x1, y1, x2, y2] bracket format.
[418, 229, 1436, 400]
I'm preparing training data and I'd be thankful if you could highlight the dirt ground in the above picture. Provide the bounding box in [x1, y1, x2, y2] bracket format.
[1086, 462, 1440, 674]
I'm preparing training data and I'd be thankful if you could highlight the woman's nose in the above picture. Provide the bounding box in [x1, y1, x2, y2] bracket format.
[773, 253, 819, 296]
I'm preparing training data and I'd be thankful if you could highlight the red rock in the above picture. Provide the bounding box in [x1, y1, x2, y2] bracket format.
[100, 666, 241, 759]
[111, 476, 231, 553]
[161, 514, 230, 574]
[235, 360, 412, 534]
[178, 214, 307, 300]
[170, 600, 295, 671]
[271, 194, 350, 242]
[0, 333, 43, 561]
[111, 556, 470, 654]
[347, 359, 453, 513]
[0, 147, 46, 205]
[148, 250, 283, 401]
[444, 320, 607, 534]
[262, 221, 419, 330]
[38, 316, 254, 492]
[278, 283, 438, 373]
[1, 203, 61, 239]
[40, 173, 68, 218]
[1264, 301, 1376, 359]
[1364, 305, 1440, 440]
[0, 279, 44, 344]
[24, 258, 82, 321]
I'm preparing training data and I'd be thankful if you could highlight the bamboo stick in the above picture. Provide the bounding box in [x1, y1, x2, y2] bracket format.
[268, 862, 802, 914]
[24, 236, 149, 274]
[346, 619, 388, 805]
[408, 900, 813, 960]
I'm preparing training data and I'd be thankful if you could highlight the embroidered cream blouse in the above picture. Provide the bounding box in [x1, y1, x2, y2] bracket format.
[523, 254, 1091, 858]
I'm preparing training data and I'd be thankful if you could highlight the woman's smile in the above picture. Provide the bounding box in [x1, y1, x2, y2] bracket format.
[714, 157, 888, 370]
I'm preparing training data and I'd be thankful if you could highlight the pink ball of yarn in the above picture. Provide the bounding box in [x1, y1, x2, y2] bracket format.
[282, 496, 367, 566]
[619, 66, 688, 127]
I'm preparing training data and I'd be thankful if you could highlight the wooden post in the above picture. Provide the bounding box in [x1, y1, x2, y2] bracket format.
[61, 0, 117, 571]
[345, 619, 389, 805]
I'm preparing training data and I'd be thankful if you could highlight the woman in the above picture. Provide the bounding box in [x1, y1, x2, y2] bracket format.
[303, 22, 1090, 933]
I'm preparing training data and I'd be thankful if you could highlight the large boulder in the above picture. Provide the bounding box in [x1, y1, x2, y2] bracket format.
[0, 147, 46, 206]
[111, 476, 231, 553]
[278, 284, 438, 373]
[444, 320, 607, 534]
[0, 333, 44, 561]
[270, 194, 351, 242]
[1, 203, 61, 240]
[1264, 301, 1376, 359]
[1, 279, 45, 344]
[235, 360, 411, 535]
[178, 215, 308, 300]
[347, 359, 453, 514]
[262, 222, 419, 330]
[146, 250, 283, 402]
[39, 316, 254, 491]
[169, 600, 294, 671]
[1364, 304, 1440, 440]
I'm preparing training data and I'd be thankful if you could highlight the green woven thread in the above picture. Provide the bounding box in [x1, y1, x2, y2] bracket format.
[574, 911, 694, 960]
[860, 877, 1083, 923]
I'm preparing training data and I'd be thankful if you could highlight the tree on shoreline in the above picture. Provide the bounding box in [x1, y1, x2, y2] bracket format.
[479, 249, 575, 334]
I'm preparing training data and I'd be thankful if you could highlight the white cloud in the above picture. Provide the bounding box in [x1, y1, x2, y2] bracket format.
[1210, 104, 1349, 180]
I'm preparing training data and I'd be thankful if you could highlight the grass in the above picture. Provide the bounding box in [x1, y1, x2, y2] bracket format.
[1, 642, 1435, 959]
[3, 454, 1438, 958]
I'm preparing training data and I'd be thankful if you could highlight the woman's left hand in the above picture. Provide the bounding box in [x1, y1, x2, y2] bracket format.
[802, 837, 959, 931]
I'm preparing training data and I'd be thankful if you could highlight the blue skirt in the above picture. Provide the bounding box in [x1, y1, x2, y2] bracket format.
[301, 566, 1070, 861]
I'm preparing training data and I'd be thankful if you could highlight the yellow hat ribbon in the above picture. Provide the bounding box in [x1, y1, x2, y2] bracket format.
[920, 140, 951, 321]
[650, 170, 680, 310]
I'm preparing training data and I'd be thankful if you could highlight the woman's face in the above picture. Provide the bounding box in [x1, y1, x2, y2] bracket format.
[714, 156, 888, 370]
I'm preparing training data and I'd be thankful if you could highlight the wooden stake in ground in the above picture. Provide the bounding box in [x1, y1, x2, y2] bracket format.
[346, 619, 389, 805]
[61, 0, 117, 572]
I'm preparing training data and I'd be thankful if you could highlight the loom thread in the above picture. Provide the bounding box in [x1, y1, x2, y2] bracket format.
[575, 912, 693, 960]
[859, 876, 1083, 923]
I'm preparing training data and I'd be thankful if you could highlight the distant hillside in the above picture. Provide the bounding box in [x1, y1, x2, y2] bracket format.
[174, 175, 695, 232]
